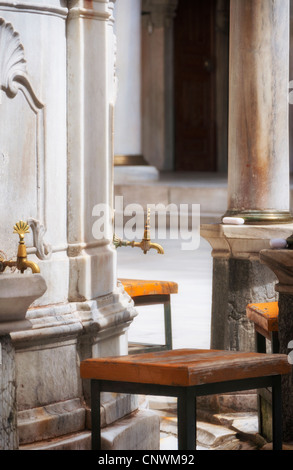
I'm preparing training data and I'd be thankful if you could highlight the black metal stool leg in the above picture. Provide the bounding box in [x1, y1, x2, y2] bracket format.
[272, 375, 283, 450]
[256, 330, 266, 353]
[271, 331, 280, 354]
[91, 380, 101, 450]
[164, 299, 173, 350]
[177, 389, 196, 450]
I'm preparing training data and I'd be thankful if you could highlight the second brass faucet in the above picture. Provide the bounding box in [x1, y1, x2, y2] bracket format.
[113, 209, 164, 255]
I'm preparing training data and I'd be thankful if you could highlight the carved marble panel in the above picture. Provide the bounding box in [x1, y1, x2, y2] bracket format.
[0, 17, 46, 259]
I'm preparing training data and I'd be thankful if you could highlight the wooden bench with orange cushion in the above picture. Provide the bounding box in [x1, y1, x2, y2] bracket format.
[246, 302, 280, 440]
[119, 279, 178, 353]
[80, 348, 291, 450]
[246, 302, 279, 353]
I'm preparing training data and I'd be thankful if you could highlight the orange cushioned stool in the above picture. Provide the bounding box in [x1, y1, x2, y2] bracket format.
[80, 348, 291, 451]
[246, 302, 280, 440]
[246, 302, 279, 353]
[119, 279, 178, 353]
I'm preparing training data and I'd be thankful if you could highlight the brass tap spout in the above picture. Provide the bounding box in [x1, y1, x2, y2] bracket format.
[0, 221, 40, 274]
[113, 209, 164, 255]
[127, 239, 165, 254]
[147, 242, 165, 254]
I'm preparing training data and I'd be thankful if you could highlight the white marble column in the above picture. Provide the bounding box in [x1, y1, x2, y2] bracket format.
[67, 0, 159, 450]
[67, 0, 137, 356]
[141, 0, 178, 170]
[114, 0, 142, 162]
[224, 0, 292, 224]
[0, 0, 156, 450]
[67, 0, 116, 301]
[0, 0, 81, 450]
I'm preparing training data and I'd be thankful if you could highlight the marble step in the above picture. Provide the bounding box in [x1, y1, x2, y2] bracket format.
[20, 431, 91, 450]
[20, 408, 160, 451]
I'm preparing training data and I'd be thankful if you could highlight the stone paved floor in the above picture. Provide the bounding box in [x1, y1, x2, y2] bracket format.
[156, 400, 293, 451]
[117, 234, 213, 350]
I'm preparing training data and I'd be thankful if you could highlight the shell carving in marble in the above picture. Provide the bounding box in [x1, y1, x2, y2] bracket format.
[0, 17, 27, 98]
[0, 17, 48, 258]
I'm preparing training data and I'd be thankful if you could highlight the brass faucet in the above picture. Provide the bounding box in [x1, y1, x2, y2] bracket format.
[113, 209, 164, 255]
[0, 221, 40, 274]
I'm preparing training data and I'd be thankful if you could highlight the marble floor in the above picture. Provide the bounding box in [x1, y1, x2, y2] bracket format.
[117, 234, 213, 350]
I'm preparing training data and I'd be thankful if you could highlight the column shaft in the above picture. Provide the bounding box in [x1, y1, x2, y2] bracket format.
[67, 0, 115, 300]
[114, 0, 142, 160]
[225, 0, 292, 224]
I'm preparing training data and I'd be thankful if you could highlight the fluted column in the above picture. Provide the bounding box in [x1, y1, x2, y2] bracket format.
[224, 0, 292, 224]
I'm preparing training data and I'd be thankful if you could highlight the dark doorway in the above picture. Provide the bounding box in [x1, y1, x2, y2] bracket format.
[174, 0, 217, 172]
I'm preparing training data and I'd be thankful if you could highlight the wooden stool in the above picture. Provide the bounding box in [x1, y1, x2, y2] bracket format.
[119, 279, 178, 353]
[246, 302, 279, 353]
[246, 302, 280, 441]
[80, 348, 291, 450]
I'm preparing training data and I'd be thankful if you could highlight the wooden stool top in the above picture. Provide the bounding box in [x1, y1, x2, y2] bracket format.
[80, 348, 291, 387]
[246, 302, 279, 333]
[119, 279, 178, 298]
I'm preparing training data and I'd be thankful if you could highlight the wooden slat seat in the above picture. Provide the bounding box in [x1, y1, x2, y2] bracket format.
[80, 348, 291, 451]
[81, 348, 290, 387]
[246, 302, 279, 353]
[119, 278, 178, 353]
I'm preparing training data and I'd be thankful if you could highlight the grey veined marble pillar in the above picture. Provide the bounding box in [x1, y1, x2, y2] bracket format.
[201, 0, 293, 353]
[224, 0, 293, 224]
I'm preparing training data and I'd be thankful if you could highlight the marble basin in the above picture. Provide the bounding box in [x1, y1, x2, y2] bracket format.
[0, 273, 47, 334]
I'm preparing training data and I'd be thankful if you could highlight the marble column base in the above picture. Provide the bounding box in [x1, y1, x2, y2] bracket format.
[211, 257, 277, 351]
[9, 284, 144, 450]
[200, 224, 293, 351]
[18, 395, 158, 450]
